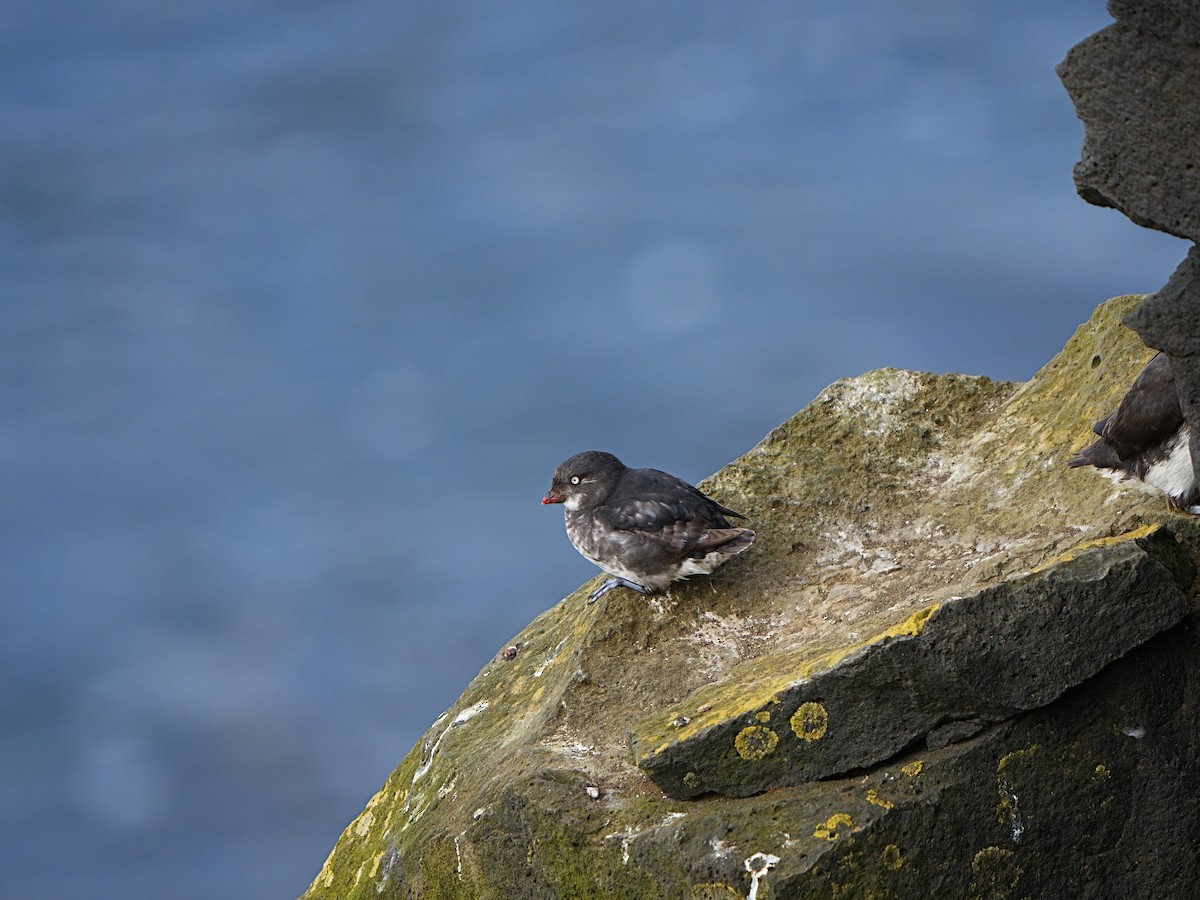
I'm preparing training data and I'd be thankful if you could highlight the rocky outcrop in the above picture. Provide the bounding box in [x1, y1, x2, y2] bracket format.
[1058, 0, 1200, 471]
[301, 297, 1200, 899]
[633, 526, 1192, 800]
[1057, 1, 1200, 241]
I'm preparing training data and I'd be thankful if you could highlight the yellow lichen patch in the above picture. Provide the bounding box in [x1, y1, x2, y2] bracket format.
[348, 788, 388, 838]
[791, 701, 829, 742]
[794, 603, 941, 690]
[314, 847, 337, 889]
[756, 710, 772, 723]
[683, 771, 700, 789]
[882, 844, 903, 871]
[639, 603, 941, 754]
[735, 725, 779, 760]
[970, 846, 1021, 895]
[901, 760, 923, 778]
[368, 850, 386, 879]
[690, 884, 741, 899]
[893, 603, 939, 636]
[802, 604, 940, 680]
[1094, 764, 1110, 781]
[997, 744, 1040, 777]
[353, 811, 374, 837]
[973, 847, 1014, 870]
[866, 789, 893, 810]
[996, 794, 1015, 826]
[1030, 523, 1160, 573]
[813, 812, 854, 841]
[995, 746, 1038, 831]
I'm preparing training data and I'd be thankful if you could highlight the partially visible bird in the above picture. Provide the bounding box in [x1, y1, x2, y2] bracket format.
[541, 450, 755, 602]
[1068, 352, 1199, 512]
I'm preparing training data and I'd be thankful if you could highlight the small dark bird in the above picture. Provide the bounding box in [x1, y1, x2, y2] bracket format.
[542, 450, 755, 602]
[1068, 352, 1199, 512]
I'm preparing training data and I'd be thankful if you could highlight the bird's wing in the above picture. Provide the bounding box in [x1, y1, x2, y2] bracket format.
[597, 468, 742, 533]
[595, 496, 701, 533]
[1098, 353, 1184, 460]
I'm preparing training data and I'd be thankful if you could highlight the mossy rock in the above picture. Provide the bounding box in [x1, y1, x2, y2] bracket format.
[301, 297, 1200, 899]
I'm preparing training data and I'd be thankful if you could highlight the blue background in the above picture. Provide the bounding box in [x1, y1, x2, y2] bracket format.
[2, 2, 1184, 897]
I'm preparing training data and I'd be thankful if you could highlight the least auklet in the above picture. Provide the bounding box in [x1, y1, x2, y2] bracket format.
[541, 450, 756, 602]
[1068, 352, 1199, 512]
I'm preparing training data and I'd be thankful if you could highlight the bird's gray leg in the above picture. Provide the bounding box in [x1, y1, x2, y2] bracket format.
[587, 578, 650, 604]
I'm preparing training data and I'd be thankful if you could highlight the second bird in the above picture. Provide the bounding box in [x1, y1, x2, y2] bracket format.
[542, 450, 755, 603]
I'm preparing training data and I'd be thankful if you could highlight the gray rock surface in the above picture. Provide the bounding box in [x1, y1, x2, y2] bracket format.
[1058, 5, 1200, 241]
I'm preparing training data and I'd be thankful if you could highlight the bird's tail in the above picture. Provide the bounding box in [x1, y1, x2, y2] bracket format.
[689, 528, 755, 558]
[723, 528, 755, 553]
[1068, 440, 1120, 469]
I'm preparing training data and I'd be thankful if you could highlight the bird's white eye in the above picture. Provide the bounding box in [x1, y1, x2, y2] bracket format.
[570, 475, 581, 485]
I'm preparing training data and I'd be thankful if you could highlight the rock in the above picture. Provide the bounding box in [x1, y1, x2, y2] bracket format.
[631, 525, 1192, 799]
[1057, 5, 1200, 241]
[299, 298, 1200, 899]
[1058, 1, 1200, 480]
[757, 617, 1200, 898]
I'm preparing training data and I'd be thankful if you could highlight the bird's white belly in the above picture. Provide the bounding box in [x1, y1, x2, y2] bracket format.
[678, 555, 724, 578]
[1098, 426, 1197, 503]
[1143, 428, 1197, 497]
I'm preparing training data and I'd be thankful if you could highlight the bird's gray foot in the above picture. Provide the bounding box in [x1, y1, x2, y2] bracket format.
[587, 577, 650, 604]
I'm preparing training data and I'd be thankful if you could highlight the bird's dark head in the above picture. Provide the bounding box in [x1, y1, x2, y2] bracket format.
[541, 451, 627, 510]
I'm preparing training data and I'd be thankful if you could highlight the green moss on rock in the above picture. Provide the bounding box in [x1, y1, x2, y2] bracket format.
[302, 298, 1200, 899]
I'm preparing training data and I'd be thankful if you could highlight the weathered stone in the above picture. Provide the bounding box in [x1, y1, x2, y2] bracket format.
[1057, 9, 1200, 241]
[1124, 247, 1200, 358]
[760, 616, 1200, 898]
[1109, 0, 1200, 45]
[300, 298, 1200, 899]
[631, 526, 1192, 798]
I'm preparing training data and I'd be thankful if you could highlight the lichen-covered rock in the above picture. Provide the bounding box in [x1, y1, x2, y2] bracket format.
[759, 616, 1200, 899]
[301, 297, 1200, 899]
[632, 526, 1192, 799]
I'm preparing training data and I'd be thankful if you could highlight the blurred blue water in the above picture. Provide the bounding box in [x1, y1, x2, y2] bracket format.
[1, 2, 1185, 897]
